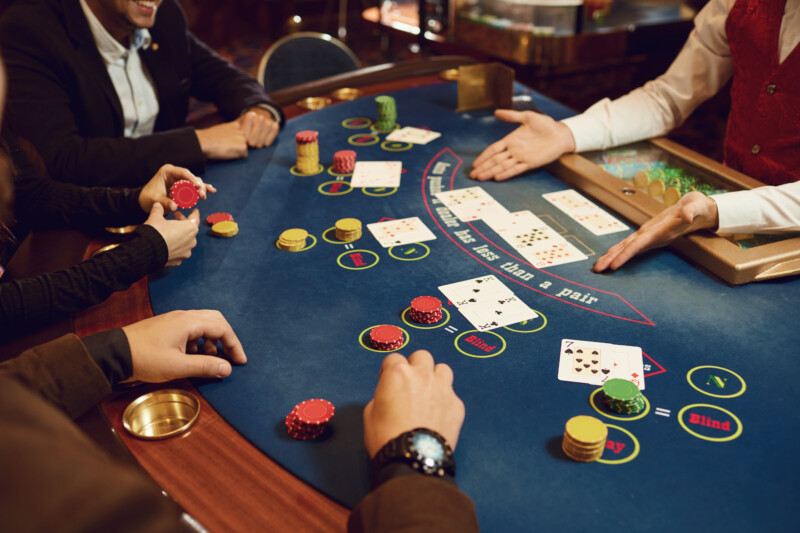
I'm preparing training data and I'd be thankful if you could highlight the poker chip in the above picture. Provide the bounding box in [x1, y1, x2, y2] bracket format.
[603, 378, 645, 415]
[334, 218, 362, 242]
[285, 398, 335, 441]
[409, 296, 443, 324]
[205, 212, 234, 226]
[277, 228, 308, 251]
[562, 415, 607, 463]
[210, 220, 238, 238]
[374, 95, 397, 131]
[369, 325, 404, 350]
[295, 130, 319, 143]
[170, 179, 199, 209]
[332, 150, 356, 174]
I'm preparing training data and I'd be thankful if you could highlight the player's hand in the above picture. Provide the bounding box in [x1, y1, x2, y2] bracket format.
[122, 310, 247, 383]
[239, 107, 279, 148]
[195, 120, 249, 160]
[138, 164, 215, 213]
[143, 203, 200, 267]
[363, 350, 465, 458]
[469, 110, 576, 182]
[593, 191, 719, 272]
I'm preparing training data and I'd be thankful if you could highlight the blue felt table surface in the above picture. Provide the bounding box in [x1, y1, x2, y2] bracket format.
[150, 82, 800, 532]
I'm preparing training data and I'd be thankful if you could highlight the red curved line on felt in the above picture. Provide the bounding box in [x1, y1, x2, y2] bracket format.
[420, 147, 655, 327]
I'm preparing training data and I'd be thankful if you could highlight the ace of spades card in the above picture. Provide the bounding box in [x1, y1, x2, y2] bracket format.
[557, 339, 645, 389]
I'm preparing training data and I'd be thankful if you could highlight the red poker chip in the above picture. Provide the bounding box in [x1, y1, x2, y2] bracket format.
[170, 180, 199, 209]
[205, 212, 234, 226]
[292, 399, 335, 425]
[411, 296, 442, 313]
[369, 325, 403, 344]
[295, 130, 319, 144]
[334, 150, 356, 160]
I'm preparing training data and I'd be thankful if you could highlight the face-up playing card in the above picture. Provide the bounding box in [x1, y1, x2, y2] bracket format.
[542, 190, 628, 236]
[435, 187, 510, 222]
[350, 161, 403, 188]
[367, 217, 437, 248]
[557, 339, 645, 389]
[385, 126, 442, 145]
[438, 275, 537, 331]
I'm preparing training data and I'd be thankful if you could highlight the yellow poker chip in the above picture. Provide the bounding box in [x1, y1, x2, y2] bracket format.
[280, 228, 308, 242]
[564, 415, 607, 445]
[335, 218, 361, 232]
[211, 221, 239, 238]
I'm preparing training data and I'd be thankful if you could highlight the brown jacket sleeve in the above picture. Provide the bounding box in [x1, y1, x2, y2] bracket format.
[348, 475, 480, 533]
[0, 334, 185, 532]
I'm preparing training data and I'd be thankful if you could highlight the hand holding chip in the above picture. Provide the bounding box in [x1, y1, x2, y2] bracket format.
[363, 350, 465, 458]
[144, 203, 200, 267]
[139, 164, 215, 213]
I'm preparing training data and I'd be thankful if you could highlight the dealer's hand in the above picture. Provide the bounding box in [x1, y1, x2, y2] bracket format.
[470, 110, 576, 182]
[122, 310, 247, 383]
[139, 164, 215, 213]
[594, 191, 719, 272]
[239, 107, 279, 148]
[363, 350, 465, 458]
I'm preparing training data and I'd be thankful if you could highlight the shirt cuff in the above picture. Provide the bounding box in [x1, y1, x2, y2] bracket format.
[81, 328, 134, 385]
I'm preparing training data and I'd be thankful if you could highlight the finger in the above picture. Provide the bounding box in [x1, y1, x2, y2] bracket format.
[494, 109, 526, 124]
[186, 338, 199, 354]
[173, 353, 233, 379]
[251, 117, 268, 148]
[471, 140, 506, 170]
[172, 211, 187, 221]
[239, 112, 255, 139]
[203, 337, 219, 355]
[379, 352, 408, 378]
[163, 165, 202, 188]
[185, 310, 247, 364]
[493, 161, 529, 182]
[434, 362, 454, 386]
[264, 122, 279, 146]
[204, 183, 217, 194]
[187, 209, 201, 226]
[407, 349, 434, 371]
[157, 195, 177, 212]
[146, 202, 165, 222]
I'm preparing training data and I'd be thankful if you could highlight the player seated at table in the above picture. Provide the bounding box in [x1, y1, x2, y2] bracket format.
[0, 307, 480, 533]
[0, 0, 284, 187]
[470, 0, 800, 271]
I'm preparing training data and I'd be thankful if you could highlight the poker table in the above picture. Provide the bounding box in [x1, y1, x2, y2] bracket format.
[82, 62, 800, 532]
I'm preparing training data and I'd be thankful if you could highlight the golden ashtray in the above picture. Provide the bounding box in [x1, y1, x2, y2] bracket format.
[90, 243, 120, 258]
[296, 96, 332, 111]
[122, 389, 200, 440]
[439, 68, 459, 81]
[330, 87, 363, 101]
[105, 225, 138, 234]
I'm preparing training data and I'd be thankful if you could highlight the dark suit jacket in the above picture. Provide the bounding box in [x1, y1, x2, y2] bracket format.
[0, 0, 284, 187]
[0, 333, 480, 532]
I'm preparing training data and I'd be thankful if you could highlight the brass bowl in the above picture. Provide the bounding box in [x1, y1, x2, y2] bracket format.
[105, 225, 138, 234]
[439, 68, 459, 81]
[122, 389, 200, 440]
[296, 96, 332, 111]
[330, 87, 363, 101]
[90, 243, 120, 258]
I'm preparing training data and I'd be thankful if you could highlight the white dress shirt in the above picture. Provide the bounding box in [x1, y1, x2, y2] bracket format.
[561, 0, 800, 234]
[80, 0, 159, 139]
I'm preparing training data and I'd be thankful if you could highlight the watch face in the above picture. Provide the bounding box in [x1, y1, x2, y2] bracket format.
[412, 432, 445, 463]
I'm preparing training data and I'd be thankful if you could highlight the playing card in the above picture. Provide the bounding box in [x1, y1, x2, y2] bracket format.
[542, 189, 628, 236]
[518, 240, 588, 269]
[385, 126, 442, 145]
[366, 217, 437, 248]
[439, 275, 537, 331]
[435, 187, 510, 222]
[557, 339, 645, 389]
[350, 161, 403, 188]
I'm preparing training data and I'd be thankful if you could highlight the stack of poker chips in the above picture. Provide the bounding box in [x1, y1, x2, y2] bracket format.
[374, 95, 397, 131]
[206, 212, 234, 226]
[562, 415, 607, 463]
[170, 179, 199, 209]
[369, 325, 404, 351]
[295, 130, 320, 174]
[332, 150, 356, 174]
[285, 398, 335, 440]
[210, 220, 238, 238]
[335, 218, 362, 242]
[277, 228, 308, 251]
[603, 378, 645, 415]
[409, 296, 443, 324]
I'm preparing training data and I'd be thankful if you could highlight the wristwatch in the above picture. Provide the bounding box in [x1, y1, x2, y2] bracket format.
[371, 428, 456, 478]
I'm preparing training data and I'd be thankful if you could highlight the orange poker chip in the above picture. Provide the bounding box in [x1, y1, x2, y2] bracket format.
[295, 130, 319, 144]
[205, 212, 234, 226]
[170, 180, 199, 209]
[369, 325, 404, 345]
[411, 296, 442, 314]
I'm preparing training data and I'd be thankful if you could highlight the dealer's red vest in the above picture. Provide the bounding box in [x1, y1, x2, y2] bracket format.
[725, 0, 800, 185]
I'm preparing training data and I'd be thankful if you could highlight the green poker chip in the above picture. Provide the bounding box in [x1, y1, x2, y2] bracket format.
[603, 378, 639, 401]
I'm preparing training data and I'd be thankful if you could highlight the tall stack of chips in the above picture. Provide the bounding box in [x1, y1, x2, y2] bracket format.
[374, 95, 397, 131]
[170, 179, 199, 209]
[295, 130, 320, 174]
[369, 325, 404, 351]
[332, 150, 356, 174]
[562, 415, 607, 463]
[410, 296, 443, 324]
[277, 228, 308, 251]
[603, 378, 645, 415]
[285, 398, 335, 440]
[335, 218, 362, 242]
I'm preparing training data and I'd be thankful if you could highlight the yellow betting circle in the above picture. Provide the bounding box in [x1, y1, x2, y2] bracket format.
[454, 330, 507, 359]
[504, 309, 547, 333]
[380, 140, 413, 152]
[371, 122, 401, 134]
[317, 180, 353, 196]
[388, 243, 431, 261]
[677, 404, 743, 443]
[337, 249, 379, 270]
[596, 424, 640, 465]
[589, 387, 650, 422]
[290, 164, 324, 176]
[348, 133, 380, 146]
[274, 234, 317, 252]
[358, 325, 410, 353]
[342, 117, 373, 129]
[327, 166, 353, 177]
[401, 307, 451, 330]
[362, 187, 398, 197]
[686, 365, 746, 398]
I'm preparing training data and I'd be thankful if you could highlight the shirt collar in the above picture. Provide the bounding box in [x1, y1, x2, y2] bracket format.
[79, 0, 151, 62]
